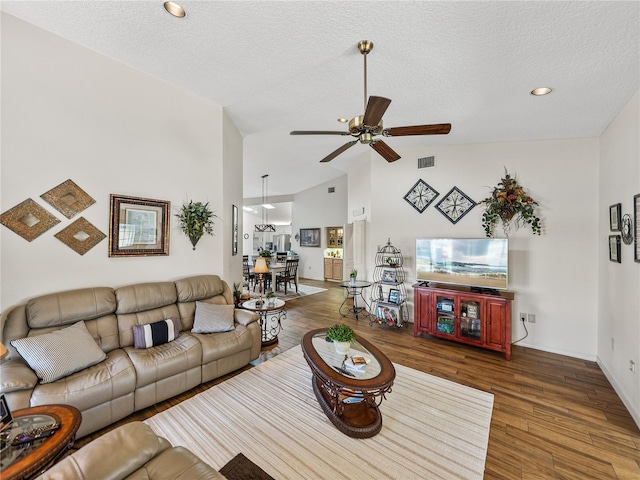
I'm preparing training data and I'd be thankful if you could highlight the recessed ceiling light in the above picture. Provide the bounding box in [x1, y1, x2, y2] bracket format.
[530, 87, 552, 96]
[338, 118, 348, 123]
[164, 1, 186, 18]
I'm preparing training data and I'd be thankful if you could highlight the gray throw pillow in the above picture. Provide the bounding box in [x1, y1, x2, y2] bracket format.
[191, 302, 236, 334]
[11, 321, 107, 384]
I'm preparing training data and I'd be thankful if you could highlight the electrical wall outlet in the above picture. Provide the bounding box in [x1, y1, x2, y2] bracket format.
[527, 313, 536, 323]
[519, 313, 527, 323]
[630, 360, 636, 374]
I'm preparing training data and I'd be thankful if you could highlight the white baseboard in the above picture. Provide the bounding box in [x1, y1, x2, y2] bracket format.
[515, 341, 596, 362]
[597, 357, 640, 429]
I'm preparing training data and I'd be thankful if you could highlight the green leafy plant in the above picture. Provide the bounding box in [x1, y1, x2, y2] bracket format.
[480, 170, 542, 237]
[326, 323, 355, 343]
[266, 291, 275, 299]
[258, 247, 272, 258]
[349, 268, 358, 279]
[232, 282, 242, 305]
[176, 200, 217, 250]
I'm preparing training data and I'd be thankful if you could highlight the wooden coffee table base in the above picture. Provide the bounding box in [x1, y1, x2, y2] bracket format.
[312, 377, 382, 438]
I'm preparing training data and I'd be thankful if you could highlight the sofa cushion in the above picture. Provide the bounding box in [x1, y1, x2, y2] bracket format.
[124, 334, 202, 389]
[26, 287, 116, 328]
[11, 321, 107, 384]
[30, 349, 136, 411]
[192, 303, 235, 334]
[133, 318, 181, 349]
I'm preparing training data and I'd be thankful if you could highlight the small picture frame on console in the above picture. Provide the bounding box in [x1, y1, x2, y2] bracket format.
[0, 394, 12, 431]
[381, 269, 397, 284]
[388, 288, 400, 304]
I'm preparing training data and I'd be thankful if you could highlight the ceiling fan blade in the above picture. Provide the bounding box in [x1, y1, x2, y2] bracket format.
[370, 140, 401, 163]
[384, 123, 452, 136]
[290, 130, 351, 136]
[320, 140, 359, 163]
[362, 96, 392, 127]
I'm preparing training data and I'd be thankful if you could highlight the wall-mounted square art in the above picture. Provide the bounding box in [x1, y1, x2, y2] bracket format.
[404, 179, 439, 213]
[55, 217, 106, 255]
[41, 179, 96, 219]
[435, 187, 476, 224]
[0, 198, 60, 242]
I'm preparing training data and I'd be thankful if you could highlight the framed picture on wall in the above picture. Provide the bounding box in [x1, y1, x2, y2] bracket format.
[300, 228, 320, 247]
[635, 194, 640, 263]
[609, 235, 621, 263]
[109, 194, 170, 257]
[232, 205, 238, 256]
[609, 203, 621, 231]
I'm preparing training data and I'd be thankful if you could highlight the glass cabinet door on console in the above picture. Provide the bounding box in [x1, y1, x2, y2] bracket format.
[435, 295, 456, 336]
[459, 298, 482, 344]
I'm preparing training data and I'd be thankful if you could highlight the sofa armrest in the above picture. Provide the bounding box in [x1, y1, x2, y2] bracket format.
[36, 422, 171, 480]
[0, 358, 38, 393]
[234, 308, 259, 326]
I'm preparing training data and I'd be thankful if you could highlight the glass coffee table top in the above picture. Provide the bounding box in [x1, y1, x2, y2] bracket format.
[310, 331, 381, 381]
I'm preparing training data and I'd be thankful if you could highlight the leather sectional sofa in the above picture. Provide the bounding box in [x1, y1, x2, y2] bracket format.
[1, 275, 261, 438]
[35, 422, 226, 479]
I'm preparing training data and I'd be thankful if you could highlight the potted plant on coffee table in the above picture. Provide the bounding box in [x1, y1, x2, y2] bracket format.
[349, 268, 358, 285]
[326, 323, 355, 354]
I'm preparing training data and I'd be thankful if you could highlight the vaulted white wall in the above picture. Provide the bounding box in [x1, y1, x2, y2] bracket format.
[0, 14, 241, 311]
[597, 91, 640, 425]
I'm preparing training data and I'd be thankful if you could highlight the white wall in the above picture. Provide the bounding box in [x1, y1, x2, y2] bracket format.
[348, 138, 600, 361]
[1, 14, 240, 312]
[597, 91, 640, 426]
[292, 175, 348, 280]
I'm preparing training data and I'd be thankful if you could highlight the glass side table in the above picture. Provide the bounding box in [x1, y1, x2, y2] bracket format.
[241, 298, 286, 346]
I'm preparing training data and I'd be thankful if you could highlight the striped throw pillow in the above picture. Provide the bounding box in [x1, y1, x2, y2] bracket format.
[11, 321, 106, 384]
[133, 318, 181, 349]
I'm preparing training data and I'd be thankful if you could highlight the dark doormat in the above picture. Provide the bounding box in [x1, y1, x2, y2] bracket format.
[219, 452, 275, 480]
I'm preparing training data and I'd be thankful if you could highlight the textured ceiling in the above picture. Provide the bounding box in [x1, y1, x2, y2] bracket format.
[2, 1, 639, 203]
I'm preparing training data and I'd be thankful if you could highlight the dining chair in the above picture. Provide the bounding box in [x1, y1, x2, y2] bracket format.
[276, 259, 299, 294]
[243, 257, 256, 291]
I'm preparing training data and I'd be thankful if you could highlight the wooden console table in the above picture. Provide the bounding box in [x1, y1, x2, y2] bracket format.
[0, 404, 81, 480]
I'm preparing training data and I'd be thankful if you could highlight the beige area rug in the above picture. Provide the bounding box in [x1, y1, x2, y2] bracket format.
[246, 283, 327, 301]
[145, 345, 494, 479]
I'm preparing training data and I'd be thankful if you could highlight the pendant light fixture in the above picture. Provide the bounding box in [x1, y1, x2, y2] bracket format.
[255, 174, 276, 232]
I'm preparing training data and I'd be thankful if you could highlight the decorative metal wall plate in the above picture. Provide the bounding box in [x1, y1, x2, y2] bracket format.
[41, 179, 96, 219]
[404, 179, 439, 213]
[621, 214, 633, 245]
[0, 198, 60, 241]
[54, 217, 106, 255]
[435, 187, 476, 224]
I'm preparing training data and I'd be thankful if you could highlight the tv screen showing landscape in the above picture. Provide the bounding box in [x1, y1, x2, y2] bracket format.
[416, 238, 509, 290]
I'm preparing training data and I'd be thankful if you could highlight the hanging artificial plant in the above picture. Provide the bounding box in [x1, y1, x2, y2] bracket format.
[480, 170, 542, 237]
[176, 200, 217, 250]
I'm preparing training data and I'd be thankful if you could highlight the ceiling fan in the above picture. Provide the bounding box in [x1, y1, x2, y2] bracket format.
[290, 40, 451, 163]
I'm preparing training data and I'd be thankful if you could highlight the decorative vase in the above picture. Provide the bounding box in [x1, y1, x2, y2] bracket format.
[350, 277, 356, 285]
[334, 341, 351, 355]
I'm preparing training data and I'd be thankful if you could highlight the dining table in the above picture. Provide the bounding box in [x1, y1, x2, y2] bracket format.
[252, 260, 298, 292]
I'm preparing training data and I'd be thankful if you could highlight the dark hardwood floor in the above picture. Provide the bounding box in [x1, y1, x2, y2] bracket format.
[77, 279, 640, 479]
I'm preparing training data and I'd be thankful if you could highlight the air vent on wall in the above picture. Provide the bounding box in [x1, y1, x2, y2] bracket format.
[418, 156, 435, 169]
[328, 187, 335, 193]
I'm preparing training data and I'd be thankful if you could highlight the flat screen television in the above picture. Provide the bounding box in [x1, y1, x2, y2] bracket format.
[416, 238, 509, 291]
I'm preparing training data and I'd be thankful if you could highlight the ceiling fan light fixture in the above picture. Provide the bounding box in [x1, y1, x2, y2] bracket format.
[163, 1, 186, 18]
[337, 118, 348, 123]
[530, 87, 552, 96]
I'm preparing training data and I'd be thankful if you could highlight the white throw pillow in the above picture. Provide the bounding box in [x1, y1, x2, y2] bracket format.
[11, 321, 107, 384]
[191, 302, 236, 334]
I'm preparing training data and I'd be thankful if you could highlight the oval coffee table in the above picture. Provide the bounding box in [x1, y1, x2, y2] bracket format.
[301, 328, 395, 438]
